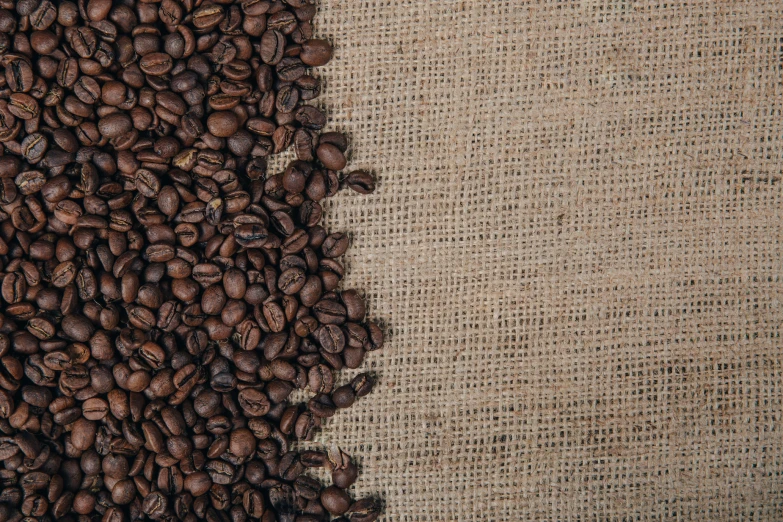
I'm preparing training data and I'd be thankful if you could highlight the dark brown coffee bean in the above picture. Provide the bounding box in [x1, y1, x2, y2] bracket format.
[237, 388, 270, 416]
[86, 0, 112, 21]
[206, 111, 239, 138]
[1, 273, 26, 304]
[307, 364, 334, 394]
[300, 39, 333, 66]
[6, 57, 35, 93]
[316, 324, 345, 354]
[98, 113, 132, 139]
[295, 105, 326, 130]
[316, 143, 347, 171]
[321, 486, 351, 516]
[278, 267, 306, 295]
[139, 53, 174, 76]
[347, 498, 382, 522]
[67, 26, 97, 58]
[193, 4, 225, 30]
[21, 132, 48, 163]
[215, 269, 244, 301]
[308, 393, 337, 418]
[261, 30, 286, 65]
[246, 117, 276, 136]
[276, 57, 306, 82]
[364, 321, 384, 351]
[337, 290, 366, 322]
[70, 417, 97, 450]
[320, 232, 349, 258]
[28, 317, 56, 340]
[9, 92, 40, 119]
[141, 490, 168, 519]
[295, 75, 321, 101]
[61, 314, 95, 342]
[234, 224, 268, 248]
[111, 479, 136, 505]
[199, 284, 225, 316]
[351, 373, 374, 398]
[332, 384, 356, 409]
[74, 76, 101, 105]
[313, 299, 347, 325]
[344, 170, 376, 194]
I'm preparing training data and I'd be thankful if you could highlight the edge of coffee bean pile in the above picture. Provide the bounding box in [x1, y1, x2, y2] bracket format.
[0, 1, 383, 521]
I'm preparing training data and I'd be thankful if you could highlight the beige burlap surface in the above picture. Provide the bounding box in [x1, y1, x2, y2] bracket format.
[304, 0, 783, 519]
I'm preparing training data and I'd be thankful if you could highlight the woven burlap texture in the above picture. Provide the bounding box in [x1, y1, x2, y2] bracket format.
[307, 0, 783, 519]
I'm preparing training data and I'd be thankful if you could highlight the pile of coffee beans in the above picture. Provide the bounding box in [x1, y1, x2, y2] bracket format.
[0, 0, 382, 521]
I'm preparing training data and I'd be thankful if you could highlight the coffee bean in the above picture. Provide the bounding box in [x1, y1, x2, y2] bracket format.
[9, 93, 40, 119]
[2, 273, 27, 304]
[316, 143, 346, 170]
[98, 113, 132, 139]
[320, 232, 349, 259]
[307, 364, 334, 394]
[351, 373, 374, 398]
[21, 132, 48, 163]
[347, 498, 382, 522]
[139, 52, 174, 76]
[313, 299, 348, 325]
[332, 459, 359, 488]
[344, 170, 376, 194]
[300, 39, 333, 66]
[0, 0, 385, 518]
[296, 105, 326, 129]
[193, 4, 225, 30]
[206, 111, 239, 138]
[321, 485, 351, 515]
[261, 30, 286, 65]
[237, 388, 270, 417]
[6, 56, 35, 93]
[332, 384, 356, 409]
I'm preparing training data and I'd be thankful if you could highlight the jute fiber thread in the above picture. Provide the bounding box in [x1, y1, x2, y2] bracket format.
[310, 1, 783, 519]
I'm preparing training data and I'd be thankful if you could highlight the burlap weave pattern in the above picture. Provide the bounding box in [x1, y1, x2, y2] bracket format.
[308, 0, 783, 519]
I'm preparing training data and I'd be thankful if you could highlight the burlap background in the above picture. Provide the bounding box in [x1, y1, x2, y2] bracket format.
[305, 0, 783, 519]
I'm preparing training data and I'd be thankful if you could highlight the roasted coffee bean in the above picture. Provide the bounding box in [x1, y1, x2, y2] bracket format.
[347, 498, 382, 522]
[313, 299, 348, 325]
[261, 30, 286, 65]
[0, 0, 384, 518]
[321, 486, 351, 515]
[351, 373, 374, 398]
[139, 53, 173, 76]
[332, 385, 356, 409]
[2, 273, 27, 304]
[308, 364, 335, 394]
[98, 113, 133, 139]
[300, 39, 333, 66]
[206, 111, 239, 138]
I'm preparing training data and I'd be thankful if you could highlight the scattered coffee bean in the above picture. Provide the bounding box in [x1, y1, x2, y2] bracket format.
[0, 0, 382, 520]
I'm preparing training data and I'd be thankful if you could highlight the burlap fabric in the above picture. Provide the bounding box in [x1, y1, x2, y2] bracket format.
[305, 0, 783, 519]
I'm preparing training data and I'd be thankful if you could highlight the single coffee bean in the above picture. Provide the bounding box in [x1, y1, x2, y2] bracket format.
[139, 53, 174, 76]
[351, 373, 374, 397]
[316, 143, 346, 170]
[21, 132, 48, 163]
[261, 30, 286, 65]
[207, 111, 239, 138]
[321, 486, 351, 515]
[332, 385, 356, 409]
[347, 498, 382, 522]
[300, 39, 333, 66]
[308, 364, 334, 394]
[98, 113, 132, 139]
